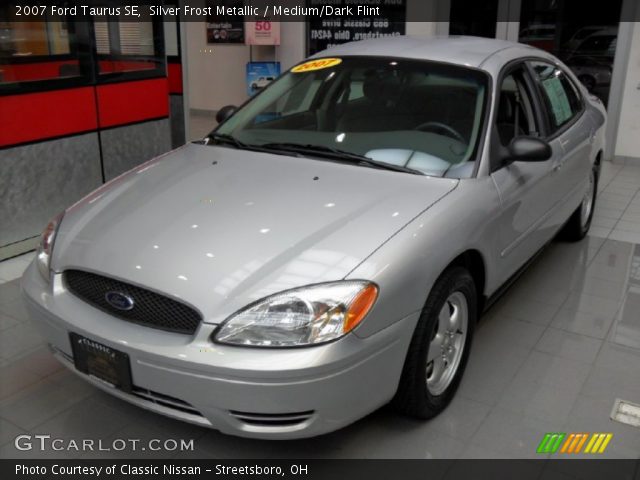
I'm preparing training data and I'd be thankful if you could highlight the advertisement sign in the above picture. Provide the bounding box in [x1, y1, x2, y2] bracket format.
[206, 0, 245, 44]
[245, 20, 281, 45]
[246, 61, 281, 96]
[307, 0, 407, 55]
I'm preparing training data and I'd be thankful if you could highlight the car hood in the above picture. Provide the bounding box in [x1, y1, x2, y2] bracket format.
[53, 143, 457, 323]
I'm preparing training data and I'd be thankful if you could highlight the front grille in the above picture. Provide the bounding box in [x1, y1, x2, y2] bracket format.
[229, 410, 315, 427]
[64, 270, 201, 334]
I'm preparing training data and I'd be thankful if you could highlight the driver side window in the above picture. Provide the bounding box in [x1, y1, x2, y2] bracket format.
[496, 68, 539, 147]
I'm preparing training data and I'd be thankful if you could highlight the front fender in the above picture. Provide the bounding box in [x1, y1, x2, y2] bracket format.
[347, 177, 502, 338]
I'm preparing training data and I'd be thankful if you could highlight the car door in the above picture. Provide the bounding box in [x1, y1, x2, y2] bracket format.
[490, 63, 562, 278]
[527, 60, 593, 228]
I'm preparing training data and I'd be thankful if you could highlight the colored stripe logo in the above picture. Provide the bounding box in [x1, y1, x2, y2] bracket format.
[537, 433, 612, 454]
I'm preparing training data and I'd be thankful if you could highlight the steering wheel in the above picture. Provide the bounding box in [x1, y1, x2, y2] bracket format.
[414, 121, 466, 144]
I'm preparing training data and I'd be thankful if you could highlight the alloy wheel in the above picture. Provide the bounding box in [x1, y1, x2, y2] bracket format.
[581, 169, 595, 229]
[426, 291, 468, 396]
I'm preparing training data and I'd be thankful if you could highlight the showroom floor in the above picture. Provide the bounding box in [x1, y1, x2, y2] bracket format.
[1, 161, 639, 460]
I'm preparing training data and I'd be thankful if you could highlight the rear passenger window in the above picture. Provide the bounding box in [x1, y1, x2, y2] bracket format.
[529, 61, 582, 133]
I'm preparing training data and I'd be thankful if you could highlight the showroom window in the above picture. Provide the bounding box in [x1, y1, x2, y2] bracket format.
[0, 6, 164, 94]
[93, 14, 164, 78]
[0, 5, 86, 89]
[518, 0, 621, 106]
[528, 61, 582, 134]
[449, 0, 499, 38]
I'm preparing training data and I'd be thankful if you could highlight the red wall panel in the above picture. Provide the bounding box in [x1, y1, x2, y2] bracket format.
[96, 78, 169, 128]
[0, 87, 97, 147]
[98, 60, 157, 74]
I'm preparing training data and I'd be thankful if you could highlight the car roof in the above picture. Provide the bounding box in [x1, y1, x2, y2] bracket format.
[310, 36, 541, 70]
[586, 29, 618, 37]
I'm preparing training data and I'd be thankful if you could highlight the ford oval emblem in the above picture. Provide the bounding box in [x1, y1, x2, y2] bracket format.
[105, 291, 135, 311]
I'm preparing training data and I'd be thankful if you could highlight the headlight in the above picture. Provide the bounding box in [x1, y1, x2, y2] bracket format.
[36, 211, 64, 281]
[213, 281, 378, 347]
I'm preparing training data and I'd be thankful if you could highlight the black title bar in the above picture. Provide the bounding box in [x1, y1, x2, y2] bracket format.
[2, 459, 640, 480]
[6, 0, 640, 22]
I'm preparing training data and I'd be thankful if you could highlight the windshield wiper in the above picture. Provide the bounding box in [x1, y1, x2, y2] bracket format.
[203, 134, 306, 158]
[204, 133, 297, 156]
[205, 132, 248, 149]
[258, 143, 424, 175]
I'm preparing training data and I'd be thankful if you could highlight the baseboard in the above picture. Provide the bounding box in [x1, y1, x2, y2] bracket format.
[0, 237, 38, 262]
[612, 155, 640, 166]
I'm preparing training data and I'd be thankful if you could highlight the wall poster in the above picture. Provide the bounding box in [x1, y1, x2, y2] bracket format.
[206, 0, 245, 44]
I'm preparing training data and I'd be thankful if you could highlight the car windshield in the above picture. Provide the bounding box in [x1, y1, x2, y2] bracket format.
[215, 56, 489, 178]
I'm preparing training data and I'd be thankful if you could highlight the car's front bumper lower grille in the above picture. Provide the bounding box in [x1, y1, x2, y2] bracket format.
[132, 387, 203, 417]
[229, 410, 315, 427]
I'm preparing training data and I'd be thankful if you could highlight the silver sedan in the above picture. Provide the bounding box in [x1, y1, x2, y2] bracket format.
[22, 36, 606, 439]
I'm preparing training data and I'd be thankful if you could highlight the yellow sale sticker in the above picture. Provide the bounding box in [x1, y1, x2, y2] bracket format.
[291, 58, 342, 73]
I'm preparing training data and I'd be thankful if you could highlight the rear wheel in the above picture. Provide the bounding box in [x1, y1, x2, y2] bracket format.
[561, 165, 598, 241]
[392, 267, 476, 418]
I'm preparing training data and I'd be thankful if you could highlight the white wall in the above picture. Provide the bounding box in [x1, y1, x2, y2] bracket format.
[185, 22, 305, 111]
[614, 21, 640, 160]
[278, 22, 305, 70]
[185, 22, 251, 111]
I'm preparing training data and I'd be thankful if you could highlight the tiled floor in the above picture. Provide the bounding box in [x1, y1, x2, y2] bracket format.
[1, 161, 639, 459]
[591, 161, 640, 243]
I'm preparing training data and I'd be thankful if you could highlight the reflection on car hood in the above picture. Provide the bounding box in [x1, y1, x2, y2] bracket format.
[53, 143, 458, 323]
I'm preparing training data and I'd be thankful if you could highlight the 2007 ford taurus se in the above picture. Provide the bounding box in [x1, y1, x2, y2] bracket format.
[22, 36, 605, 439]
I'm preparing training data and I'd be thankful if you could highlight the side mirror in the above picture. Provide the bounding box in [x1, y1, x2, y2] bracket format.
[216, 105, 237, 124]
[505, 136, 552, 163]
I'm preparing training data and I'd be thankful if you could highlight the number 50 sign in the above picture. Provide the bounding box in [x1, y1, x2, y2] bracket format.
[245, 20, 281, 45]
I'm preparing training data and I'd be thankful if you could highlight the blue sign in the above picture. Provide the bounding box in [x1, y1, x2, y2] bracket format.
[246, 62, 281, 96]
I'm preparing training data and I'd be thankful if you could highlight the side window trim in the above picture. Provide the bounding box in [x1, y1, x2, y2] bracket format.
[490, 61, 543, 173]
[522, 62, 547, 138]
[520, 63, 549, 137]
[560, 65, 585, 110]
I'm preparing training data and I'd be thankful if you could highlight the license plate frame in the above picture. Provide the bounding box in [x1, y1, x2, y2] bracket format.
[69, 333, 132, 393]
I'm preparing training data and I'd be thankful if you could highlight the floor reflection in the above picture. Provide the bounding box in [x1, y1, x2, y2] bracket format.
[611, 243, 640, 349]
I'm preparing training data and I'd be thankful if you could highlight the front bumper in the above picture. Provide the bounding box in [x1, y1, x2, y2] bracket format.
[21, 262, 418, 439]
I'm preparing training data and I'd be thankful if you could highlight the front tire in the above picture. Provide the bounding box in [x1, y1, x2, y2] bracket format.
[561, 164, 598, 241]
[392, 266, 476, 419]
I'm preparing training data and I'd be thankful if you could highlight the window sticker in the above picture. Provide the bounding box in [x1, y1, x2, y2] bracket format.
[541, 76, 572, 126]
[291, 58, 342, 73]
